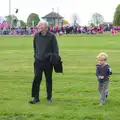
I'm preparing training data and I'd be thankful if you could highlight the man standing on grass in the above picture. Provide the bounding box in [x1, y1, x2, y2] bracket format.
[29, 21, 59, 104]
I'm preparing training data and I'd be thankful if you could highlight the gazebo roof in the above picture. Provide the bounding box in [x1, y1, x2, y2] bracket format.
[42, 12, 63, 19]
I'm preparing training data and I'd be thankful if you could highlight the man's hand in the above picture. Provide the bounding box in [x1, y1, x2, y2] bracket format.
[99, 76, 104, 80]
[101, 76, 104, 79]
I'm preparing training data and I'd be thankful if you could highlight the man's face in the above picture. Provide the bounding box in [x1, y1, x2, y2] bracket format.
[38, 23, 46, 33]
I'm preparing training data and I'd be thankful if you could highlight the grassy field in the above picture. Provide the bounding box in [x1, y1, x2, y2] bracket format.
[0, 33, 120, 120]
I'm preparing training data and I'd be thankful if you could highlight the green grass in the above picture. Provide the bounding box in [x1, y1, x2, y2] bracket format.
[0, 33, 120, 120]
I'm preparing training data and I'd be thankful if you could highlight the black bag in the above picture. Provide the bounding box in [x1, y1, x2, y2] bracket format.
[54, 61, 63, 73]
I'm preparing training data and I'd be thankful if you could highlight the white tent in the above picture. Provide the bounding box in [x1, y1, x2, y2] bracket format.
[0, 16, 6, 23]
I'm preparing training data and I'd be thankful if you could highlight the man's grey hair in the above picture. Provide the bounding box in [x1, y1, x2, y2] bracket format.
[37, 21, 49, 29]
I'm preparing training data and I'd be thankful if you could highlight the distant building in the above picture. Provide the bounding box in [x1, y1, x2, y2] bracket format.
[42, 9, 64, 26]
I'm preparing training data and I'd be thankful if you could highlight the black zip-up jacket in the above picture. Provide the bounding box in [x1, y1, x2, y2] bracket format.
[33, 31, 59, 61]
[96, 63, 112, 83]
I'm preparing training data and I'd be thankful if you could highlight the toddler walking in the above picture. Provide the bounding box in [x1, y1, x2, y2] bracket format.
[96, 52, 112, 105]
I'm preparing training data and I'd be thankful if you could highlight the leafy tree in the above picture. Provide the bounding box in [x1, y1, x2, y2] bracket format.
[19, 20, 26, 27]
[5, 15, 18, 27]
[113, 4, 120, 25]
[91, 13, 104, 26]
[27, 13, 40, 27]
[71, 13, 80, 26]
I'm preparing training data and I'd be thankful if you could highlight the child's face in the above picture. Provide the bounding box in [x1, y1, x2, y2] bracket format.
[98, 56, 105, 65]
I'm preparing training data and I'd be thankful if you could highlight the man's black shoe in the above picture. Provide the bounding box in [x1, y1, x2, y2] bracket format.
[29, 98, 40, 104]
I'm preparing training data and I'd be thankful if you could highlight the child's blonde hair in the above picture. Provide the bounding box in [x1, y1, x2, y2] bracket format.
[97, 52, 108, 61]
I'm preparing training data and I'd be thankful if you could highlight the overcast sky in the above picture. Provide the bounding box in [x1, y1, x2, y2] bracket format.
[0, 0, 119, 25]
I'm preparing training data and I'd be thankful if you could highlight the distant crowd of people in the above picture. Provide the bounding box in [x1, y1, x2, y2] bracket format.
[0, 21, 120, 35]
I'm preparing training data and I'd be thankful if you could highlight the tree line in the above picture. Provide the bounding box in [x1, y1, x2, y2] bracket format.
[4, 4, 120, 27]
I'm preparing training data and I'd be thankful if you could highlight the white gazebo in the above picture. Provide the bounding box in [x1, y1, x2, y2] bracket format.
[0, 16, 6, 23]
